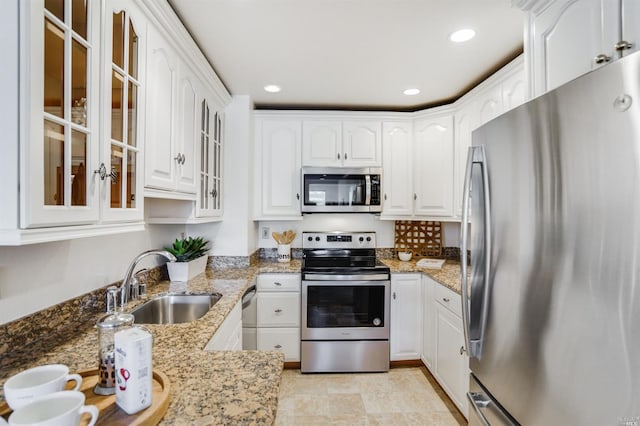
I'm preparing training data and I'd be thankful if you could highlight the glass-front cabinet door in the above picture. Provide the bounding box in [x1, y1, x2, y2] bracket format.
[22, 0, 101, 227]
[196, 95, 223, 218]
[102, 0, 145, 222]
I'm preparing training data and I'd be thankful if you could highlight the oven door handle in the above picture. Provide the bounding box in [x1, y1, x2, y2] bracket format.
[303, 274, 390, 281]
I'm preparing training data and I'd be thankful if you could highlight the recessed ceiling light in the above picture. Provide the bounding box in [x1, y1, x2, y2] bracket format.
[264, 85, 281, 93]
[449, 28, 476, 43]
[403, 88, 420, 96]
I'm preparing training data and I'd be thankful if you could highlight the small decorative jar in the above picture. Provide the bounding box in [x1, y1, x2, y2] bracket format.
[277, 244, 291, 263]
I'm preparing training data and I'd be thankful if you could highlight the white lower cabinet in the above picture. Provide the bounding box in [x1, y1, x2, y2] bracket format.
[255, 273, 301, 362]
[422, 276, 468, 418]
[435, 300, 467, 415]
[257, 328, 300, 362]
[421, 275, 435, 370]
[390, 273, 422, 361]
[205, 300, 242, 351]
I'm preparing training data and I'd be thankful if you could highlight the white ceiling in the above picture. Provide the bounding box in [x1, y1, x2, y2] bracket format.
[168, 0, 524, 111]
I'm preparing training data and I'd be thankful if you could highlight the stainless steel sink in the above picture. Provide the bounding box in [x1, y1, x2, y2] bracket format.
[129, 293, 222, 324]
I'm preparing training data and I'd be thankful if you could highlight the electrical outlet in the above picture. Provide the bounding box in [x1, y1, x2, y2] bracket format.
[261, 227, 270, 239]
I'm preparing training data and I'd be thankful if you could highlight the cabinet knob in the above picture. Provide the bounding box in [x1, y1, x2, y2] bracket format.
[442, 297, 450, 303]
[274, 308, 283, 313]
[393, 292, 396, 300]
[174, 154, 183, 164]
[274, 344, 282, 349]
[344, 153, 348, 160]
[384, 193, 387, 201]
[615, 40, 633, 51]
[210, 189, 217, 198]
[296, 193, 300, 200]
[274, 282, 282, 286]
[414, 193, 417, 201]
[94, 163, 108, 181]
[594, 54, 611, 64]
[460, 346, 466, 355]
[337, 153, 341, 160]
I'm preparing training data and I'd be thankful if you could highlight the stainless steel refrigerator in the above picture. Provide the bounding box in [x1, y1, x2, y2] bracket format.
[461, 49, 640, 425]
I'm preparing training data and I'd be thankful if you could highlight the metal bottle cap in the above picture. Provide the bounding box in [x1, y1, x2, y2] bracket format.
[96, 312, 134, 329]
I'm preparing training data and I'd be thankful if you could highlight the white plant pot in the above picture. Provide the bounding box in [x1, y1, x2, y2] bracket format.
[166, 256, 208, 282]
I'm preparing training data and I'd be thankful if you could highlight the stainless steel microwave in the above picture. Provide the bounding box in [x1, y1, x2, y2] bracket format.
[301, 167, 382, 213]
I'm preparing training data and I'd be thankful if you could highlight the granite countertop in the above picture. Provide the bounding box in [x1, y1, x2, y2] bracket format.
[382, 259, 462, 294]
[0, 257, 460, 424]
[0, 260, 302, 425]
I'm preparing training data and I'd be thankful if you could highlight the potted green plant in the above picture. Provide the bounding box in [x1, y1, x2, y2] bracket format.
[164, 236, 210, 281]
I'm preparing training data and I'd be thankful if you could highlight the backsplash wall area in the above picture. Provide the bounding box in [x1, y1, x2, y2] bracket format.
[0, 225, 186, 325]
[257, 215, 461, 251]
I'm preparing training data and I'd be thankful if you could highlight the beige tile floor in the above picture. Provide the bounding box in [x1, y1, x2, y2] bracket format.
[275, 367, 467, 425]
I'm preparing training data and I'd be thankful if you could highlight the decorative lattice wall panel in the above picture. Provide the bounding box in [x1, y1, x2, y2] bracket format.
[394, 221, 442, 258]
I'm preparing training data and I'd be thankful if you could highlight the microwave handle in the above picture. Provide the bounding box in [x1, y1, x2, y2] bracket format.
[365, 175, 371, 205]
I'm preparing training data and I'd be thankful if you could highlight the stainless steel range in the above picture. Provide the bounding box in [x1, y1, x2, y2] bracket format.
[300, 231, 391, 373]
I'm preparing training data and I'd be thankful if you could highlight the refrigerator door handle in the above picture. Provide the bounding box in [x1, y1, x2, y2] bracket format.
[461, 145, 492, 359]
[460, 146, 474, 355]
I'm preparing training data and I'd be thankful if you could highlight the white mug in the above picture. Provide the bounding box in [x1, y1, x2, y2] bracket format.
[3, 364, 82, 410]
[8, 391, 98, 426]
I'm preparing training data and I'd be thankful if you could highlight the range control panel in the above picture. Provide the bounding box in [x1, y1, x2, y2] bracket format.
[302, 232, 376, 249]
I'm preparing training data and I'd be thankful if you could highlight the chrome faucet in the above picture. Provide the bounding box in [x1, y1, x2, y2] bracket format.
[119, 249, 176, 311]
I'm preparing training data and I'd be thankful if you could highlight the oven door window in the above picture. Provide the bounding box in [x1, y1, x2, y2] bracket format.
[303, 174, 366, 206]
[306, 285, 385, 327]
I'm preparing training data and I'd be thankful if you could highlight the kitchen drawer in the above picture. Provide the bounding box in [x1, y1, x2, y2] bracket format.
[257, 273, 301, 292]
[257, 293, 300, 327]
[434, 284, 462, 318]
[257, 327, 300, 362]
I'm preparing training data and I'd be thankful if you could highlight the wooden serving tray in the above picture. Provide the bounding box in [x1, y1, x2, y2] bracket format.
[0, 368, 170, 425]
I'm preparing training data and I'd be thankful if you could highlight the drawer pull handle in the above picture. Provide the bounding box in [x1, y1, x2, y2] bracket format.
[274, 344, 282, 349]
[274, 282, 282, 286]
[442, 297, 450, 302]
[274, 309, 283, 313]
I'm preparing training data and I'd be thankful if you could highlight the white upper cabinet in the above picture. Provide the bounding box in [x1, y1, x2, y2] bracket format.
[453, 56, 525, 218]
[21, 0, 102, 228]
[501, 68, 528, 113]
[144, 25, 177, 193]
[144, 27, 198, 197]
[0, 0, 151, 244]
[381, 121, 413, 217]
[476, 86, 503, 127]
[302, 119, 381, 167]
[526, 0, 636, 97]
[381, 112, 454, 220]
[139, 0, 230, 221]
[453, 101, 476, 218]
[102, 1, 146, 223]
[255, 118, 302, 219]
[196, 96, 223, 219]
[342, 121, 382, 167]
[174, 64, 199, 193]
[413, 114, 454, 217]
[302, 120, 342, 166]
